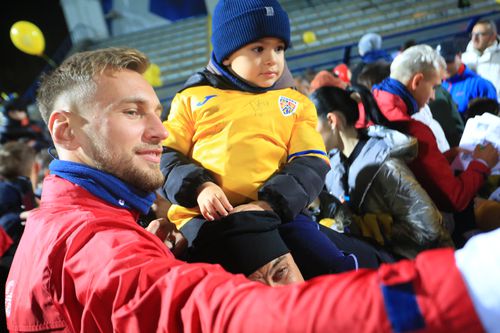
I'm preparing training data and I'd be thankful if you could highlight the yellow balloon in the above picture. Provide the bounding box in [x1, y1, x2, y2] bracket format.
[10, 21, 45, 56]
[303, 31, 317, 44]
[144, 63, 163, 87]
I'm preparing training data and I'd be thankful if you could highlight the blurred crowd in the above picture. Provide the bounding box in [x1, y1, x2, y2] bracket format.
[1, 1, 500, 332]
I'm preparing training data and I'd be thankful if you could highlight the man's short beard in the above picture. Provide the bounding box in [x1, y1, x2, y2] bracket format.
[117, 163, 165, 192]
[88, 140, 164, 193]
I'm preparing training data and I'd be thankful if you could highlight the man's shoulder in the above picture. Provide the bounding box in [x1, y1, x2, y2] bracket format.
[391, 119, 433, 140]
[459, 70, 497, 95]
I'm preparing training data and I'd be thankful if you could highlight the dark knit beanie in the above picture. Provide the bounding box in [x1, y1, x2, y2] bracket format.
[211, 0, 291, 63]
[189, 210, 290, 276]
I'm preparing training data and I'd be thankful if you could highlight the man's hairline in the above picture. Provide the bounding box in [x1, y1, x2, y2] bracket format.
[474, 21, 495, 34]
[45, 66, 146, 121]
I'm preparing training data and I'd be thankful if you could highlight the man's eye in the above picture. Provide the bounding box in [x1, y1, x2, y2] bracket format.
[272, 267, 288, 282]
[124, 110, 139, 116]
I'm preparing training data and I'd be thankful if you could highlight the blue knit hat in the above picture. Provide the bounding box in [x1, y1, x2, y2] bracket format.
[211, 0, 291, 63]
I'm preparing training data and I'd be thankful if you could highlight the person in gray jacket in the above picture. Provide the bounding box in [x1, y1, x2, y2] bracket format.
[310, 85, 453, 258]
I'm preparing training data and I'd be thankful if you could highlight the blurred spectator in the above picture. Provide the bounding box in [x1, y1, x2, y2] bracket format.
[465, 97, 499, 120]
[0, 141, 37, 332]
[401, 39, 417, 51]
[32, 148, 53, 198]
[293, 75, 311, 95]
[428, 86, 465, 147]
[333, 63, 351, 85]
[0, 142, 37, 257]
[351, 33, 392, 85]
[357, 61, 390, 90]
[462, 19, 500, 102]
[0, 98, 50, 151]
[391, 39, 417, 59]
[438, 40, 497, 115]
[309, 70, 347, 93]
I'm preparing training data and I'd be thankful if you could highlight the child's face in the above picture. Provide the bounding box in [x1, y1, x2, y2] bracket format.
[223, 37, 285, 88]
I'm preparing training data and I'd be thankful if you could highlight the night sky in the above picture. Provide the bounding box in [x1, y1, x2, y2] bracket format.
[0, 0, 68, 98]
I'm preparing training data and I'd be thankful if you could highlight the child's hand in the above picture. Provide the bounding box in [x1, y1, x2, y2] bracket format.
[197, 182, 233, 221]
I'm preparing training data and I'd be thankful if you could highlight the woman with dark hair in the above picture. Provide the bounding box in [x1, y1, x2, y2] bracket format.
[309, 85, 453, 258]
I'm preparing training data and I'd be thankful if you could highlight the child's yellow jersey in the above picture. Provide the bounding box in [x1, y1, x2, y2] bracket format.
[163, 86, 328, 227]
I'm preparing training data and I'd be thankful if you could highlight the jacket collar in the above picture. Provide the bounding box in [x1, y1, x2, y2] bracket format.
[446, 64, 475, 83]
[466, 38, 500, 55]
[48, 160, 155, 215]
[182, 52, 295, 93]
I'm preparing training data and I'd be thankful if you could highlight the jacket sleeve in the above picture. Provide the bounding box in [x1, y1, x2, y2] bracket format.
[258, 156, 329, 222]
[478, 78, 498, 101]
[160, 147, 215, 207]
[74, 228, 485, 333]
[160, 92, 215, 207]
[257, 97, 329, 222]
[368, 159, 454, 258]
[406, 121, 489, 212]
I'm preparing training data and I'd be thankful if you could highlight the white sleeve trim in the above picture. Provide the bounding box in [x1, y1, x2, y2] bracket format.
[455, 229, 500, 333]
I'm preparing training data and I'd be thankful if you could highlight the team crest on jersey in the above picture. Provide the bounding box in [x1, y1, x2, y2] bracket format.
[278, 96, 298, 116]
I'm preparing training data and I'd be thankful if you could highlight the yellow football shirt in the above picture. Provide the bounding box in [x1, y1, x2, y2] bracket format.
[163, 86, 328, 227]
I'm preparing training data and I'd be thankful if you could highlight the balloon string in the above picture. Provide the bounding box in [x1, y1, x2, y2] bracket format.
[41, 54, 57, 68]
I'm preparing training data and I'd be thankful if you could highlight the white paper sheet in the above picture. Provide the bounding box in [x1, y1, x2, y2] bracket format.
[451, 113, 500, 175]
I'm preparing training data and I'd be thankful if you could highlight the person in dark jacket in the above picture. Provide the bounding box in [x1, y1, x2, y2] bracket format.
[311, 85, 453, 258]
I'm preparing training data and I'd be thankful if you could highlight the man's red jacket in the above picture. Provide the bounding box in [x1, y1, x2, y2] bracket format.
[5, 175, 484, 332]
[373, 89, 490, 212]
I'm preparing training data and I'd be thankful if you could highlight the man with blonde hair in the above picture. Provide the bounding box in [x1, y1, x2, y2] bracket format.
[373, 45, 498, 213]
[5, 46, 496, 332]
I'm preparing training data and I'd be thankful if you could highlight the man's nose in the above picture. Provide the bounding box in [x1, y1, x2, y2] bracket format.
[146, 114, 168, 142]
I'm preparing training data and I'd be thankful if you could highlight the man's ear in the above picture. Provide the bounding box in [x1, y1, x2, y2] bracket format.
[48, 110, 79, 150]
[409, 73, 425, 91]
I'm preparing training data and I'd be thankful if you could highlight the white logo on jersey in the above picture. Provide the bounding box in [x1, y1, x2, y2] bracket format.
[278, 96, 298, 116]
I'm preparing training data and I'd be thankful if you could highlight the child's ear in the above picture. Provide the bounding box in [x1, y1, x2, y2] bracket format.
[222, 58, 231, 66]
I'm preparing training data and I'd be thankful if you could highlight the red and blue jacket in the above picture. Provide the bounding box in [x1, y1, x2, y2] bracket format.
[373, 88, 490, 212]
[5, 175, 485, 332]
